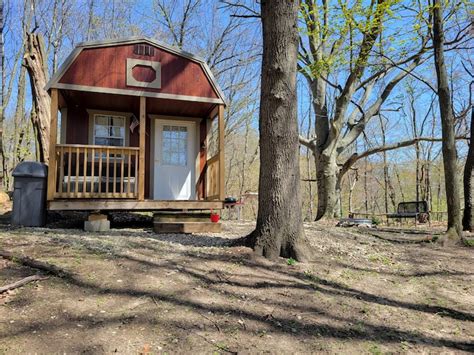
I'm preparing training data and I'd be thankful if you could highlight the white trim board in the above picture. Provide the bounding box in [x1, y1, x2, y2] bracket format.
[53, 83, 223, 105]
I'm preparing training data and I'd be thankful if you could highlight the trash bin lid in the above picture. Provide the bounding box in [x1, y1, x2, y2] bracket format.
[12, 161, 48, 178]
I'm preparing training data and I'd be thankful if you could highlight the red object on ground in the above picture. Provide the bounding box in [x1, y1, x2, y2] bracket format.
[210, 214, 220, 223]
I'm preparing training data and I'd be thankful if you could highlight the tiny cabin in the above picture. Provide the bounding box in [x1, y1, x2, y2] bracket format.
[46, 37, 225, 212]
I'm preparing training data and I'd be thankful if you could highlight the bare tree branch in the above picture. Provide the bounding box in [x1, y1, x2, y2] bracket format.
[341, 135, 469, 175]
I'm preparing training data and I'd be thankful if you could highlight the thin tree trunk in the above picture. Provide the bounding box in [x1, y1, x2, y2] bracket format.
[378, 115, 391, 222]
[348, 170, 358, 215]
[239, 120, 251, 200]
[315, 153, 340, 219]
[86, 0, 95, 41]
[0, 0, 4, 187]
[24, 33, 50, 163]
[432, 0, 462, 242]
[462, 109, 473, 231]
[244, 0, 309, 261]
[13, 67, 27, 166]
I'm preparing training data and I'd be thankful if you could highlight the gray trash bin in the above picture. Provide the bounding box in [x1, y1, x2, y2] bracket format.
[11, 162, 48, 227]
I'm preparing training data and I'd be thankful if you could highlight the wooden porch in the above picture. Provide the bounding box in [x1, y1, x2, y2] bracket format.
[48, 199, 224, 211]
[47, 90, 226, 211]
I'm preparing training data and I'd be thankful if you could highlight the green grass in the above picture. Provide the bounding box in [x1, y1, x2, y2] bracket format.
[287, 258, 297, 266]
[463, 238, 474, 247]
[368, 254, 391, 265]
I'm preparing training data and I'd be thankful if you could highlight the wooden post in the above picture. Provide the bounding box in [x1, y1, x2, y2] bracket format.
[47, 88, 58, 201]
[138, 96, 146, 200]
[218, 104, 225, 200]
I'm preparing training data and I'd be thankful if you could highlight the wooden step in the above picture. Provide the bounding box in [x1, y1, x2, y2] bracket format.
[153, 221, 221, 234]
[153, 211, 211, 223]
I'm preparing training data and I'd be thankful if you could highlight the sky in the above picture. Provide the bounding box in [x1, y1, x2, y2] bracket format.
[2, 0, 471, 162]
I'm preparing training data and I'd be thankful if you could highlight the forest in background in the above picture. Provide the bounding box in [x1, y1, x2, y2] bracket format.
[0, 0, 472, 221]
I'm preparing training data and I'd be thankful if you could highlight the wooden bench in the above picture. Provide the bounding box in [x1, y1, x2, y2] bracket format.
[388, 201, 430, 225]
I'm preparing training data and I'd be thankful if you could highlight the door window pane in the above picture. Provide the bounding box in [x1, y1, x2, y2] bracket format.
[162, 125, 188, 166]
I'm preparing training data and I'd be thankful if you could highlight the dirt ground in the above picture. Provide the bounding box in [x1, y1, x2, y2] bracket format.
[0, 212, 473, 354]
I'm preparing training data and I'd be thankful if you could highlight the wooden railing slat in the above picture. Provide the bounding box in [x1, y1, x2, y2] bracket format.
[75, 147, 80, 197]
[127, 152, 131, 194]
[106, 147, 110, 194]
[59, 146, 64, 196]
[67, 146, 72, 195]
[113, 151, 117, 194]
[82, 147, 87, 194]
[134, 151, 138, 197]
[120, 148, 125, 194]
[91, 147, 95, 196]
[98, 147, 103, 195]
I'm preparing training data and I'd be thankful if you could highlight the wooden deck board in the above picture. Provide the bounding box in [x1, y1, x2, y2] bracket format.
[47, 199, 224, 211]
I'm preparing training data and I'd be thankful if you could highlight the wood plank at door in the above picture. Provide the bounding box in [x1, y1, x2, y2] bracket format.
[138, 96, 146, 200]
[47, 88, 59, 201]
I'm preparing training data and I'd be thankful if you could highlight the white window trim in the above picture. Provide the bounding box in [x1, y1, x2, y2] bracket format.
[87, 109, 132, 147]
[87, 109, 133, 161]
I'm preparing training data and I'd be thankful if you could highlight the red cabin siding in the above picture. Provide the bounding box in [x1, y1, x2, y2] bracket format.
[59, 44, 219, 99]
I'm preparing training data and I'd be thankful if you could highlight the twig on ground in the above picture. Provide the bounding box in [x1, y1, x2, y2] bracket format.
[0, 274, 49, 293]
[0, 250, 71, 277]
[195, 333, 237, 355]
[198, 311, 221, 332]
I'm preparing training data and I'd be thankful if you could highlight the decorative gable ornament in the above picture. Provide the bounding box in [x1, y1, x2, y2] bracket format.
[126, 58, 161, 89]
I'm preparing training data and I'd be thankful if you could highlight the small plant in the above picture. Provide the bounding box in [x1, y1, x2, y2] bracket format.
[371, 217, 381, 226]
[368, 343, 383, 355]
[287, 258, 297, 266]
[463, 238, 474, 247]
[368, 254, 391, 265]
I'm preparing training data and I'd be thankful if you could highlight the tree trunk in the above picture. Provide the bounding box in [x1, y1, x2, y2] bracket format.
[462, 109, 474, 231]
[245, 0, 309, 261]
[24, 32, 50, 163]
[432, 0, 462, 242]
[0, 0, 4, 187]
[314, 153, 340, 220]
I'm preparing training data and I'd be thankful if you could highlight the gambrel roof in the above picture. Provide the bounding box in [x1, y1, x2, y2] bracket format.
[46, 37, 226, 105]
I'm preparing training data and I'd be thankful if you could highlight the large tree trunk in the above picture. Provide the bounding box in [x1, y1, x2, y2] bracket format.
[24, 32, 50, 163]
[245, 0, 309, 261]
[462, 109, 474, 231]
[432, 0, 462, 243]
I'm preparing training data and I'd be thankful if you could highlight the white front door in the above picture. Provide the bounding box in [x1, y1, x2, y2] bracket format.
[154, 120, 196, 200]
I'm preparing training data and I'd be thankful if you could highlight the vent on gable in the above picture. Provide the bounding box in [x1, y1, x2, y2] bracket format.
[133, 44, 155, 56]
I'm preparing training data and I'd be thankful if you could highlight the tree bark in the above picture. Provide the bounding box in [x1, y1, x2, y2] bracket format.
[245, 0, 309, 261]
[0, 0, 4, 187]
[432, 0, 462, 242]
[315, 153, 340, 220]
[462, 108, 473, 231]
[24, 32, 50, 163]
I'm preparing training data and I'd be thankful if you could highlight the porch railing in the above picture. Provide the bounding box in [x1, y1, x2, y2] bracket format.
[52, 144, 140, 199]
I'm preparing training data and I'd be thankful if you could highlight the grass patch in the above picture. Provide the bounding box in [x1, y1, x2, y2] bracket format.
[368, 254, 391, 265]
[287, 258, 297, 266]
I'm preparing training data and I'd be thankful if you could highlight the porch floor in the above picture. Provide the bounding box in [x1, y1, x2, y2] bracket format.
[47, 199, 224, 211]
